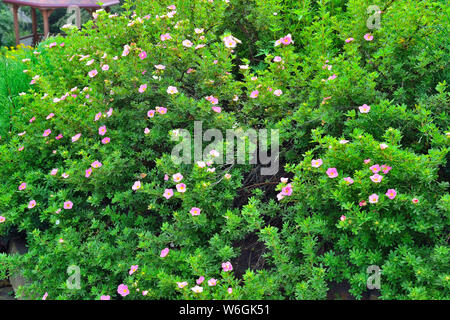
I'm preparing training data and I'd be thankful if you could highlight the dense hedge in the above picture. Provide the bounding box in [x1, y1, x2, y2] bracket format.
[0, 0, 448, 300]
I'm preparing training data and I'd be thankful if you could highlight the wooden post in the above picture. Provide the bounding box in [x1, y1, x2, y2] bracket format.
[12, 5, 20, 46]
[41, 9, 50, 38]
[31, 8, 38, 45]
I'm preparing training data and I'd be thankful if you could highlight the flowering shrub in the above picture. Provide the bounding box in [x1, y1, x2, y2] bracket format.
[0, 0, 448, 300]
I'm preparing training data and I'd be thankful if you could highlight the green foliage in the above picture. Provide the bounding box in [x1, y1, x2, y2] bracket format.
[0, 0, 448, 300]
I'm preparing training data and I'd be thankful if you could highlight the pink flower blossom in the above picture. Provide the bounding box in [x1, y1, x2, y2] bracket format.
[326, 168, 338, 178]
[98, 126, 107, 136]
[273, 89, 283, 96]
[129, 265, 138, 275]
[369, 194, 379, 204]
[359, 104, 370, 113]
[182, 40, 193, 47]
[117, 284, 129, 297]
[63, 201, 73, 209]
[412, 198, 419, 204]
[28, 200, 36, 209]
[50, 168, 58, 175]
[380, 143, 388, 150]
[222, 261, 233, 272]
[345, 37, 354, 43]
[208, 279, 217, 286]
[85, 168, 92, 178]
[139, 51, 147, 60]
[173, 173, 183, 182]
[364, 33, 374, 41]
[190, 207, 201, 216]
[191, 286, 203, 293]
[364, 159, 371, 164]
[160, 248, 169, 258]
[139, 84, 147, 93]
[100, 295, 111, 300]
[95, 112, 102, 121]
[273, 56, 282, 62]
[102, 64, 109, 71]
[311, 159, 323, 168]
[196, 276, 205, 285]
[46, 113, 54, 120]
[176, 183, 186, 193]
[122, 44, 131, 56]
[385, 189, 397, 199]
[280, 34, 293, 45]
[212, 106, 222, 113]
[370, 174, 383, 183]
[343, 177, 354, 185]
[72, 133, 81, 142]
[0, 216, 5, 223]
[88, 69, 98, 78]
[18, 182, 27, 190]
[250, 90, 259, 98]
[340, 215, 346, 221]
[155, 64, 166, 70]
[62, 172, 69, 179]
[101, 137, 110, 144]
[43, 129, 51, 137]
[42, 292, 48, 300]
[132, 181, 142, 191]
[228, 288, 233, 294]
[144, 128, 150, 135]
[160, 33, 172, 41]
[156, 107, 167, 114]
[177, 281, 188, 288]
[163, 189, 174, 199]
[167, 86, 178, 94]
[55, 134, 63, 140]
[370, 164, 381, 173]
[91, 160, 102, 168]
[359, 200, 367, 207]
[281, 184, 293, 196]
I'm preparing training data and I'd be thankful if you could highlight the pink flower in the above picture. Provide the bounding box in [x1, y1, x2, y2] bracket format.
[156, 107, 167, 114]
[280, 177, 289, 183]
[122, 44, 131, 56]
[212, 106, 222, 113]
[100, 295, 111, 300]
[167, 86, 178, 94]
[281, 34, 293, 45]
[88, 69, 98, 78]
[359, 200, 367, 207]
[359, 104, 370, 113]
[42, 292, 48, 300]
[139, 84, 147, 93]
[106, 108, 113, 117]
[29, 116, 36, 123]
[176, 183, 186, 193]
[369, 194, 379, 204]
[370, 174, 383, 183]
[55, 134, 63, 140]
[95, 112, 102, 121]
[222, 261, 233, 272]
[164, 174, 169, 181]
[227, 288, 233, 294]
[191, 286, 203, 293]
[63, 201, 73, 209]
[177, 281, 188, 288]
[364, 33, 374, 41]
[250, 90, 259, 98]
[28, 200, 36, 209]
[117, 284, 129, 297]
[311, 159, 323, 168]
[101, 137, 110, 144]
[0, 216, 6, 223]
[139, 51, 147, 60]
[273, 89, 283, 96]
[163, 188, 174, 199]
[147, 110, 155, 118]
[412, 198, 419, 204]
[182, 40, 193, 47]
[72, 133, 81, 142]
[345, 37, 354, 43]
[43, 129, 51, 137]
[132, 181, 142, 191]
[190, 207, 201, 216]
[340, 215, 346, 221]
[91, 160, 102, 168]
[173, 173, 183, 182]
[343, 177, 354, 185]
[196, 276, 205, 285]
[155, 64, 166, 70]
[381, 165, 392, 174]
[50, 168, 58, 175]
[223, 36, 237, 48]
[208, 278, 217, 286]
[370, 164, 381, 173]
[160, 33, 172, 41]
[102, 64, 109, 71]
[98, 126, 107, 136]
[62, 173, 69, 179]
[385, 189, 397, 199]
[281, 184, 293, 196]
[364, 159, 371, 164]
[380, 143, 388, 150]
[129, 265, 138, 275]
[326, 168, 338, 178]
[46, 113, 54, 120]
[85, 168, 92, 178]
[160, 248, 169, 258]
[273, 56, 282, 62]
[144, 128, 150, 135]
[18, 182, 27, 191]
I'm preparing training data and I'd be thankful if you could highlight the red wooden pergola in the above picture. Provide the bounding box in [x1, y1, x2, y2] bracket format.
[2, 0, 120, 46]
